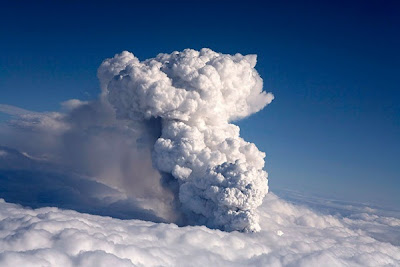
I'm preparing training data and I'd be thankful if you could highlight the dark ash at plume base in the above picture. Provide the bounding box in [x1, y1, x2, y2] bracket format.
[98, 48, 274, 232]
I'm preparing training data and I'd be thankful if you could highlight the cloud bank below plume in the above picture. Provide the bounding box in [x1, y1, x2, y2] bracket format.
[98, 48, 274, 232]
[0, 193, 399, 266]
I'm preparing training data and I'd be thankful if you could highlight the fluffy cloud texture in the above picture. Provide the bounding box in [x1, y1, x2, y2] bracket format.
[0, 193, 399, 267]
[2, 133, 397, 266]
[1, 48, 399, 266]
[98, 48, 274, 232]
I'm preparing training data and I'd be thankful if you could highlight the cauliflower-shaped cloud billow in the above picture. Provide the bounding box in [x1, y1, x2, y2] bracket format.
[98, 48, 274, 232]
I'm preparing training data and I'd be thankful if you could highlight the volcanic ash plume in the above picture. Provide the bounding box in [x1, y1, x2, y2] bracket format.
[98, 48, 274, 232]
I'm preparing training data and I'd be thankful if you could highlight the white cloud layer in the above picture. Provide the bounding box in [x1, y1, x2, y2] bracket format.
[0, 193, 399, 267]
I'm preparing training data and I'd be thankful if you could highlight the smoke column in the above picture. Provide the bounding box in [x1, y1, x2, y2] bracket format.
[98, 48, 274, 232]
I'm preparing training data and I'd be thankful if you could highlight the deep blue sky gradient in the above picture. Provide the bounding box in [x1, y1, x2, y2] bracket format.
[1, 0, 399, 208]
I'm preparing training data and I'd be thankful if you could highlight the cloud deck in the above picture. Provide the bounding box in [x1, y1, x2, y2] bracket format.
[0, 193, 399, 266]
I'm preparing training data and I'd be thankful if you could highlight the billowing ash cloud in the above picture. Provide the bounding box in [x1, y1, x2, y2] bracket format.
[98, 48, 274, 232]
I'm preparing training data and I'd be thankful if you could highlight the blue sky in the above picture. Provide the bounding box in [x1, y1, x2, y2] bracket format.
[1, 0, 399, 208]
